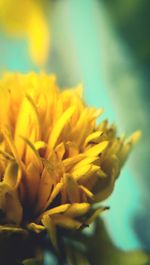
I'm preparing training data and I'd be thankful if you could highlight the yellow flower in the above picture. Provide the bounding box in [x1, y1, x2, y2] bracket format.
[0, 0, 50, 65]
[0, 73, 140, 247]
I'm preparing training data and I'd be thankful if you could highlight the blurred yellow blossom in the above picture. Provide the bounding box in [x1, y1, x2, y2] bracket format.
[0, 0, 50, 65]
[0, 73, 140, 247]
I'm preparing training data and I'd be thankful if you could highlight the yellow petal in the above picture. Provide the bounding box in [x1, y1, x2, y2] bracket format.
[72, 109, 89, 146]
[74, 84, 83, 98]
[3, 161, 21, 189]
[72, 164, 92, 180]
[61, 184, 68, 204]
[14, 97, 30, 158]
[25, 94, 40, 131]
[47, 105, 76, 152]
[55, 142, 65, 161]
[44, 182, 63, 210]
[26, 163, 41, 205]
[72, 156, 99, 170]
[97, 167, 107, 178]
[35, 170, 54, 214]
[118, 144, 131, 166]
[92, 108, 104, 119]
[42, 204, 70, 216]
[97, 120, 108, 131]
[104, 138, 121, 158]
[15, 95, 40, 154]
[64, 174, 80, 203]
[94, 175, 115, 202]
[66, 203, 90, 218]
[72, 164, 100, 181]
[85, 141, 109, 156]
[27, 222, 45, 233]
[80, 185, 94, 199]
[63, 154, 85, 171]
[2, 127, 24, 170]
[128, 130, 142, 144]
[34, 140, 47, 151]
[84, 131, 103, 145]
[41, 215, 58, 251]
[0, 87, 10, 127]
[0, 149, 14, 160]
[53, 215, 81, 230]
[65, 141, 79, 157]
[0, 183, 23, 225]
[20, 136, 43, 171]
[85, 207, 108, 225]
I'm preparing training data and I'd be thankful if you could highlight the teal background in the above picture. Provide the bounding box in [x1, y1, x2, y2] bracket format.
[0, 0, 149, 261]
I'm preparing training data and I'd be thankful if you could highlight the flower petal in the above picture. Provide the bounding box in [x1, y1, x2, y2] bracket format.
[66, 203, 90, 218]
[27, 222, 45, 233]
[44, 182, 63, 210]
[47, 105, 76, 151]
[42, 204, 70, 216]
[85, 141, 109, 156]
[3, 161, 22, 189]
[53, 215, 81, 230]
[64, 174, 80, 203]
[84, 131, 103, 146]
[41, 215, 58, 251]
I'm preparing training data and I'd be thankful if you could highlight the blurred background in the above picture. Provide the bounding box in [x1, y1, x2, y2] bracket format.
[0, 0, 149, 258]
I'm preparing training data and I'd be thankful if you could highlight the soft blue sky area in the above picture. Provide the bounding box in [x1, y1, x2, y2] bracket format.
[0, 32, 38, 73]
[69, 1, 115, 121]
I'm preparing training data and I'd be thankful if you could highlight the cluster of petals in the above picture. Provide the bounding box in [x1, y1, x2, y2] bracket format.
[0, 73, 140, 241]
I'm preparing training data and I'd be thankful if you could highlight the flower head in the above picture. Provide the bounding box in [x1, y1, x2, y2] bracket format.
[0, 73, 140, 245]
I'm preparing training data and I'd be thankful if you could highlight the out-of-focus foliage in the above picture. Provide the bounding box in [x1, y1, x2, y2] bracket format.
[65, 218, 150, 265]
[23, 258, 43, 265]
[0, 218, 149, 265]
[99, 0, 150, 251]
[101, 0, 150, 69]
